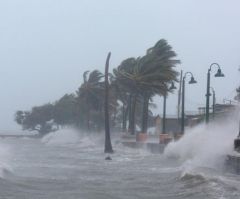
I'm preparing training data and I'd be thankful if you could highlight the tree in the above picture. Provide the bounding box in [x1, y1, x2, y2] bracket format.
[104, 52, 114, 153]
[14, 39, 180, 139]
[15, 103, 56, 136]
[110, 77, 130, 132]
[114, 39, 180, 135]
[235, 87, 240, 102]
[53, 94, 77, 127]
[76, 70, 104, 131]
[235, 67, 240, 102]
[113, 57, 140, 134]
[15, 110, 26, 125]
[138, 39, 180, 134]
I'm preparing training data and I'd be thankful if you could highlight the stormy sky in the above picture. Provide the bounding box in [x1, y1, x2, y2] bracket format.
[0, 0, 240, 132]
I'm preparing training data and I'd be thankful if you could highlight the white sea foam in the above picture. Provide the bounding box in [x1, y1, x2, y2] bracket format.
[41, 129, 80, 145]
[41, 128, 102, 149]
[0, 143, 12, 178]
[164, 118, 238, 171]
[77, 136, 97, 148]
[165, 119, 240, 198]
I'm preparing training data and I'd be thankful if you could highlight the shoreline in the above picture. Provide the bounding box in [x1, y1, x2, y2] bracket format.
[0, 134, 39, 139]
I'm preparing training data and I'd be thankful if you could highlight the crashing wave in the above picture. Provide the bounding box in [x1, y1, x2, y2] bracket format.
[41, 129, 80, 145]
[164, 120, 237, 170]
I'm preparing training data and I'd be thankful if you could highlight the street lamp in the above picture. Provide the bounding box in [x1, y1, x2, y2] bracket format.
[205, 63, 224, 123]
[181, 72, 197, 134]
[210, 87, 216, 120]
[162, 82, 177, 134]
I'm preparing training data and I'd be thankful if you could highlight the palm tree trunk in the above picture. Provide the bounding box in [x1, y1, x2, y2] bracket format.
[112, 109, 117, 128]
[98, 106, 104, 132]
[86, 102, 90, 131]
[122, 105, 127, 132]
[130, 94, 137, 135]
[104, 52, 113, 153]
[87, 109, 90, 131]
[141, 94, 149, 134]
[127, 94, 132, 132]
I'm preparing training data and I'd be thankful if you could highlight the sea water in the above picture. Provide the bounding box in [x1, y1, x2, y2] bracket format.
[0, 126, 239, 199]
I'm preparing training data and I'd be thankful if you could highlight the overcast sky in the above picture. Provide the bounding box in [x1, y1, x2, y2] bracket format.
[0, 0, 240, 132]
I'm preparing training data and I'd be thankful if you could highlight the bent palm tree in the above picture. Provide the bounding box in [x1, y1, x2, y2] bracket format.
[114, 39, 180, 135]
[76, 70, 104, 130]
[138, 39, 180, 134]
[113, 57, 140, 134]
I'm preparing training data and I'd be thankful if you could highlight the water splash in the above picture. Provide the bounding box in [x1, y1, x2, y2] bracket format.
[162, 116, 240, 198]
[41, 129, 80, 145]
[164, 119, 238, 170]
[0, 141, 12, 178]
[41, 128, 102, 149]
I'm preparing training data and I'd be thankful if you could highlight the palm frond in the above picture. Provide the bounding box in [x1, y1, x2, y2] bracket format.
[88, 70, 104, 83]
[83, 71, 89, 83]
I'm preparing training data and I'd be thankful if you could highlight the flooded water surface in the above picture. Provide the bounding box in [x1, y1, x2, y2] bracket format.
[0, 128, 240, 199]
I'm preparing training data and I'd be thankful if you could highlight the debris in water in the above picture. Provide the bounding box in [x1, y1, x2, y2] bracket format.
[105, 156, 112, 160]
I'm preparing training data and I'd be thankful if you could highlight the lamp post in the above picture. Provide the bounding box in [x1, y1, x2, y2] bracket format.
[210, 87, 216, 120]
[181, 72, 197, 134]
[162, 82, 177, 134]
[205, 63, 224, 123]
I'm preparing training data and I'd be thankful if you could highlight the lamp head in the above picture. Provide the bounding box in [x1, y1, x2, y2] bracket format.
[189, 76, 197, 84]
[169, 82, 177, 90]
[215, 68, 224, 77]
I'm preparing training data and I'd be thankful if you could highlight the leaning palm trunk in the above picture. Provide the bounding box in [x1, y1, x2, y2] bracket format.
[104, 52, 113, 153]
[122, 105, 127, 132]
[86, 104, 90, 131]
[141, 94, 150, 134]
[127, 94, 132, 132]
[129, 94, 137, 135]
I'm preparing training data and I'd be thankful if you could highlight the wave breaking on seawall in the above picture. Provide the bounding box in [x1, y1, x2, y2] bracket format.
[164, 119, 239, 175]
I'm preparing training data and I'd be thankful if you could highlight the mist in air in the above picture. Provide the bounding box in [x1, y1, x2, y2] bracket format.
[0, 1, 240, 199]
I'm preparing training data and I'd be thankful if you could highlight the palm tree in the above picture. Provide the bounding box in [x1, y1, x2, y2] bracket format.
[76, 70, 104, 131]
[113, 57, 140, 134]
[104, 52, 114, 153]
[114, 39, 180, 137]
[53, 94, 76, 128]
[110, 77, 131, 132]
[137, 39, 180, 134]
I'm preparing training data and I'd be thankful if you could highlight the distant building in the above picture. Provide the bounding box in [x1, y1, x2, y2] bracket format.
[214, 103, 236, 113]
[151, 115, 181, 135]
[150, 101, 239, 136]
[187, 101, 238, 125]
